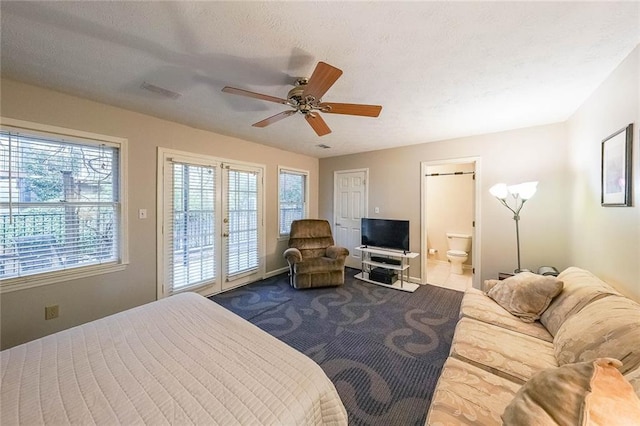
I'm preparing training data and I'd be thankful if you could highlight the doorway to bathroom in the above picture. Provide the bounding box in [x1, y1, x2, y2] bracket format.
[421, 158, 481, 291]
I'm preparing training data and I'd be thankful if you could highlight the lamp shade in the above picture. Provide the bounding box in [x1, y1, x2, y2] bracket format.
[516, 181, 538, 200]
[489, 183, 509, 199]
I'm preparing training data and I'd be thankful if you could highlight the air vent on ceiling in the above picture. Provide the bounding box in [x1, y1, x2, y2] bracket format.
[140, 81, 182, 99]
[316, 144, 331, 149]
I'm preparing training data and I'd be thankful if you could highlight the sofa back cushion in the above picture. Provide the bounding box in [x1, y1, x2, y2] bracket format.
[554, 295, 640, 375]
[626, 366, 640, 399]
[540, 267, 622, 336]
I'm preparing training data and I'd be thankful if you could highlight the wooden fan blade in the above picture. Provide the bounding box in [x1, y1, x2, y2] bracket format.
[319, 102, 382, 117]
[252, 110, 296, 127]
[305, 113, 332, 137]
[222, 86, 288, 104]
[302, 62, 343, 100]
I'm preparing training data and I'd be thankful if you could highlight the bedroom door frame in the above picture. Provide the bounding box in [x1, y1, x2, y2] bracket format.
[420, 157, 482, 289]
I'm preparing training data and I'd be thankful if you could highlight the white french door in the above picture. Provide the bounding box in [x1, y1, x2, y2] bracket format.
[221, 164, 262, 290]
[157, 148, 264, 298]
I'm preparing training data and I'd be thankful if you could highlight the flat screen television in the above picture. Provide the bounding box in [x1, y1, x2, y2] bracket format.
[361, 218, 410, 252]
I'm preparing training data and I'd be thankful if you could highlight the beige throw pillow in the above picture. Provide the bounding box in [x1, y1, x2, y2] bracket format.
[502, 358, 640, 425]
[486, 272, 563, 322]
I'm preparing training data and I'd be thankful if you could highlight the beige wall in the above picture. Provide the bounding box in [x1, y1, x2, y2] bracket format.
[319, 123, 571, 285]
[0, 78, 319, 349]
[566, 45, 640, 301]
[2, 43, 637, 350]
[426, 163, 475, 264]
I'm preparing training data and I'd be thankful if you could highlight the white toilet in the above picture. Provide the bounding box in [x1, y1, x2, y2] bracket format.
[446, 233, 472, 275]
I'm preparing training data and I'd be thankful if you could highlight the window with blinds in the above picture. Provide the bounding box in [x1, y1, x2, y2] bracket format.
[0, 126, 123, 284]
[165, 162, 216, 293]
[226, 169, 259, 280]
[279, 168, 307, 235]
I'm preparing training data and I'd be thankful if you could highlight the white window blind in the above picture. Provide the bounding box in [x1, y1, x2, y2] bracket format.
[226, 168, 259, 281]
[279, 169, 307, 235]
[0, 129, 120, 280]
[165, 161, 216, 294]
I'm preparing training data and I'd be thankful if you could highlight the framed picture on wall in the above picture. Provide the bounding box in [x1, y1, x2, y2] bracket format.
[601, 123, 633, 206]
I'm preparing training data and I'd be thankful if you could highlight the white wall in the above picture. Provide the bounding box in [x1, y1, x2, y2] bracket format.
[320, 44, 640, 302]
[567, 45, 640, 301]
[0, 78, 319, 349]
[319, 122, 571, 285]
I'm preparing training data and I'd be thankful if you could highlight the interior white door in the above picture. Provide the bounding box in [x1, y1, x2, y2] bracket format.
[334, 169, 367, 269]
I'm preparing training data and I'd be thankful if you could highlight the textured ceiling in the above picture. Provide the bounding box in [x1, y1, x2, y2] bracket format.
[1, 1, 639, 158]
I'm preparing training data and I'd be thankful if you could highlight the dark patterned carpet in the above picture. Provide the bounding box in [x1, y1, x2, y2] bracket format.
[210, 268, 463, 425]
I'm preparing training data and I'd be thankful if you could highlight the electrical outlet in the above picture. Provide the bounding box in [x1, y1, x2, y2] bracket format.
[45, 305, 59, 320]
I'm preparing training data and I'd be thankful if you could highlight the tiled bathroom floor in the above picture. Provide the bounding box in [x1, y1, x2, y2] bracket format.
[426, 259, 472, 292]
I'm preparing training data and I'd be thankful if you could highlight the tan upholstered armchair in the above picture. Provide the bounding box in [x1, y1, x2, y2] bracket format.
[283, 219, 349, 289]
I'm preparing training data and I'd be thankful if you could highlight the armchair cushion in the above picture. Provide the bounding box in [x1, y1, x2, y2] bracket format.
[294, 256, 345, 275]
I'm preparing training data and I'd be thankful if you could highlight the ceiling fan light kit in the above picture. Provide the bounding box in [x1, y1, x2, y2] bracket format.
[222, 61, 382, 137]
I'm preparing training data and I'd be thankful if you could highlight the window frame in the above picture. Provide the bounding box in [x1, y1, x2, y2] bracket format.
[0, 117, 129, 293]
[278, 166, 309, 238]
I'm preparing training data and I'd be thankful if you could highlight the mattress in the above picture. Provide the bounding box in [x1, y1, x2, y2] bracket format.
[0, 292, 347, 425]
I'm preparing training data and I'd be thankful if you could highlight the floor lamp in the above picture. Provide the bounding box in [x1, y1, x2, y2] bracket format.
[489, 182, 538, 273]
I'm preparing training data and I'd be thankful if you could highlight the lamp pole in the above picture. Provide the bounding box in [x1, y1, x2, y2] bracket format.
[496, 196, 528, 273]
[490, 181, 537, 274]
[514, 211, 522, 273]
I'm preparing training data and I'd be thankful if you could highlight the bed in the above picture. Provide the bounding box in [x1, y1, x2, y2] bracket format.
[0, 292, 347, 425]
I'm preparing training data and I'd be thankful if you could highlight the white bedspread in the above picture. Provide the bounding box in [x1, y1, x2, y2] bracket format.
[1, 292, 347, 425]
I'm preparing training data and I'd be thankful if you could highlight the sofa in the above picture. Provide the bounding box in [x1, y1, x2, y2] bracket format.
[425, 267, 640, 425]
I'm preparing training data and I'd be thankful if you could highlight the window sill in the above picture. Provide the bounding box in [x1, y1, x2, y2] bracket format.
[277, 235, 290, 242]
[0, 262, 128, 294]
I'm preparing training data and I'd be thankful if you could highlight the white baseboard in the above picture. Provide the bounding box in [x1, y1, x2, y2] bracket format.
[428, 258, 472, 270]
[265, 266, 422, 287]
[264, 266, 288, 279]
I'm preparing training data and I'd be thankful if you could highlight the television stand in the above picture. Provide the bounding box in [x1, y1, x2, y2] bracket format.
[354, 246, 420, 293]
